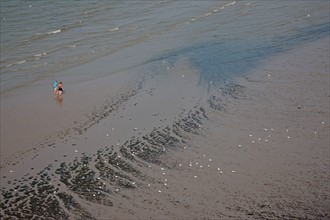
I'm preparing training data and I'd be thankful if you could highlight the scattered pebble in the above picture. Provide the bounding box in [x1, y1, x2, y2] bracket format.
[232, 170, 236, 173]
[194, 175, 197, 178]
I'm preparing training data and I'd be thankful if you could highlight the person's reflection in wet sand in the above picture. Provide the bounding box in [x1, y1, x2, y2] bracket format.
[56, 94, 63, 107]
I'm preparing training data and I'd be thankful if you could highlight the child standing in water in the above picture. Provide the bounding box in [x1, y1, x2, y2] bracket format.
[53, 81, 63, 95]
[57, 82, 63, 95]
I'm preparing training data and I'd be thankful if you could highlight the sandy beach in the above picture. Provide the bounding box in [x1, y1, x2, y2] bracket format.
[1, 32, 329, 219]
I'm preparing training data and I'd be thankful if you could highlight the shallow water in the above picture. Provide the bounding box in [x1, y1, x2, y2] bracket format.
[0, 1, 329, 219]
[1, 0, 329, 93]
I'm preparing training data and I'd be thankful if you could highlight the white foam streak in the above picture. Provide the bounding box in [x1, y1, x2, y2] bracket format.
[226, 1, 236, 7]
[108, 27, 119, 32]
[3, 52, 48, 69]
[188, 0, 237, 24]
[33, 52, 47, 57]
[16, 60, 26, 64]
[48, 29, 61, 35]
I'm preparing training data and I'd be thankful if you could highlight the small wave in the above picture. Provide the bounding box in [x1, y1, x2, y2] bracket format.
[3, 52, 47, 69]
[188, 1, 237, 24]
[108, 27, 119, 32]
[33, 52, 47, 57]
[16, 60, 26, 64]
[47, 29, 61, 35]
[226, 1, 236, 7]
[17, 20, 84, 47]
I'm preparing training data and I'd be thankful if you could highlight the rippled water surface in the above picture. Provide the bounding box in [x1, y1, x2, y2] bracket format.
[1, 0, 329, 93]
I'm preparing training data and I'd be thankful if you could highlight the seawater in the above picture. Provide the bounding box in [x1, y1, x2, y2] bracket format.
[1, 0, 329, 94]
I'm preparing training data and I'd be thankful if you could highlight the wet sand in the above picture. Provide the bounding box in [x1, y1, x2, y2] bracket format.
[1, 37, 329, 219]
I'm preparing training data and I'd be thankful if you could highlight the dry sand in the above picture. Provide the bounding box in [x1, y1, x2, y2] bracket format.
[0, 37, 329, 219]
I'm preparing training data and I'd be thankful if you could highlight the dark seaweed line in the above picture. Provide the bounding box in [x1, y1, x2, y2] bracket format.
[207, 81, 247, 111]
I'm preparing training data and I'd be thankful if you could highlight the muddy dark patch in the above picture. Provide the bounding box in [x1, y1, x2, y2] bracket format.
[0, 167, 93, 220]
[208, 82, 246, 111]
